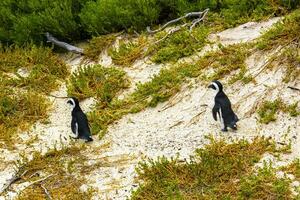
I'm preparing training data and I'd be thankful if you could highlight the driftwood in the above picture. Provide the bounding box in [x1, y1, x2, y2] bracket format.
[147, 8, 209, 34]
[45, 32, 84, 54]
[0, 169, 27, 194]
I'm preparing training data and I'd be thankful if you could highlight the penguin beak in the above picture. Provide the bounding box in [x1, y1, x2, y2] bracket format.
[208, 84, 213, 89]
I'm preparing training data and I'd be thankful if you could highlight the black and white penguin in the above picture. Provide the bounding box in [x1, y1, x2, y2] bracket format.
[208, 80, 239, 132]
[67, 97, 93, 142]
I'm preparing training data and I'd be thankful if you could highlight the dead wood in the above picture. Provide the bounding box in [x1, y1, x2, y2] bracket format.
[45, 32, 84, 54]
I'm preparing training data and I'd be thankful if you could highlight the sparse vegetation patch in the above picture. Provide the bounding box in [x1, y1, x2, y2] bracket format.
[83, 34, 117, 62]
[67, 64, 129, 103]
[15, 144, 93, 200]
[131, 137, 292, 200]
[0, 45, 69, 93]
[109, 37, 147, 66]
[257, 99, 299, 124]
[148, 26, 209, 64]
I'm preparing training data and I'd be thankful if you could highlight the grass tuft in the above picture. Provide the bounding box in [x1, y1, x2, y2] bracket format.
[257, 99, 299, 124]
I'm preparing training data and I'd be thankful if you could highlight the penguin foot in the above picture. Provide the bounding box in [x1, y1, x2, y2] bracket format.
[221, 128, 228, 132]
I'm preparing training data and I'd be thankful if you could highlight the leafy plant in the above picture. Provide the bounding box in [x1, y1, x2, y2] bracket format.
[131, 137, 291, 200]
[109, 37, 147, 66]
[67, 65, 129, 103]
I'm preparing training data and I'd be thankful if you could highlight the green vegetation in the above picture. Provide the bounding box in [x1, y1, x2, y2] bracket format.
[83, 34, 117, 62]
[0, 45, 69, 93]
[0, 45, 68, 148]
[238, 164, 291, 199]
[257, 9, 300, 83]
[257, 99, 299, 124]
[149, 26, 209, 63]
[257, 9, 300, 50]
[1, 0, 299, 44]
[67, 65, 129, 102]
[0, 89, 49, 148]
[131, 137, 293, 199]
[15, 144, 94, 200]
[281, 159, 300, 181]
[109, 37, 147, 66]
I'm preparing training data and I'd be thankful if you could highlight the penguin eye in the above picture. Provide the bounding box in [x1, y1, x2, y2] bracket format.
[67, 100, 73, 105]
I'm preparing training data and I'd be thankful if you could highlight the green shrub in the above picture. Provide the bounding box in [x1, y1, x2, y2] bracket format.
[149, 26, 209, 63]
[0, 88, 50, 143]
[0, 45, 69, 93]
[0, 0, 88, 44]
[257, 9, 300, 50]
[131, 137, 290, 200]
[257, 98, 299, 124]
[83, 34, 117, 62]
[109, 37, 147, 66]
[67, 65, 129, 103]
[79, 0, 160, 35]
[1, 0, 299, 44]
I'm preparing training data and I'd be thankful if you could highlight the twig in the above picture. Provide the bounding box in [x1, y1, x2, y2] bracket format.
[40, 184, 52, 200]
[0, 169, 28, 194]
[189, 9, 209, 31]
[288, 86, 300, 91]
[47, 94, 69, 99]
[22, 174, 53, 191]
[147, 9, 209, 34]
[45, 32, 84, 54]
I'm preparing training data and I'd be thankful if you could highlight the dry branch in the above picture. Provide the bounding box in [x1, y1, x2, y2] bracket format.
[40, 184, 52, 200]
[0, 169, 27, 194]
[45, 32, 84, 54]
[147, 9, 209, 34]
[21, 174, 54, 192]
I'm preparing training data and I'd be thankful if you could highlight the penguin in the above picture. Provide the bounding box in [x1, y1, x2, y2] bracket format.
[208, 80, 239, 132]
[67, 97, 93, 142]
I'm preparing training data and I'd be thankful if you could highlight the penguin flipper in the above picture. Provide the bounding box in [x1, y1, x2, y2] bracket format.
[71, 118, 77, 134]
[212, 104, 220, 121]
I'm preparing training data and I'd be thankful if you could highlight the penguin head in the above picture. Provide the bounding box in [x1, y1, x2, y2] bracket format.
[208, 80, 223, 93]
[67, 97, 79, 110]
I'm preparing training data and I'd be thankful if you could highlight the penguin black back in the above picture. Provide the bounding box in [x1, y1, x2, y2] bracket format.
[208, 80, 238, 131]
[67, 97, 93, 142]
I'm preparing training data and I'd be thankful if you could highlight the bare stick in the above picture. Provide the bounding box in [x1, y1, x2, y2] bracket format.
[22, 174, 53, 191]
[0, 170, 28, 194]
[189, 9, 209, 31]
[147, 9, 209, 34]
[40, 184, 52, 200]
[45, 32, 83, 54]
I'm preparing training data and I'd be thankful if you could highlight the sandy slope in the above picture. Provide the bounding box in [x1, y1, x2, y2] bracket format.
[1, 17, 300, 200]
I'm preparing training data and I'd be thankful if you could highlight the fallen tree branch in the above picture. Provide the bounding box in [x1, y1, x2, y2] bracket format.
[45, 32, 83, 54]
[0, 169, 28, 194]
[147, 8, 209, 34]
[189, 9, 209, 31]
